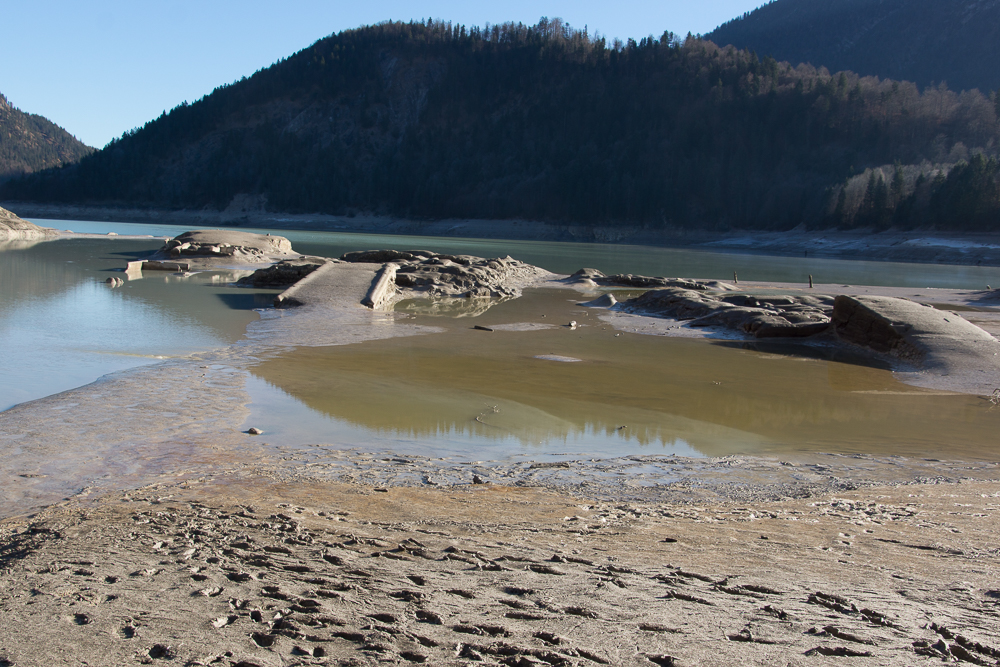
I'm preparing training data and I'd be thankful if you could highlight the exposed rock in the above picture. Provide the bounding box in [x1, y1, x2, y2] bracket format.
[235, 258, 331, 288]
[0, 206, 56, 240]
[141, 261, 190, 272]
[342, 250, 550, 300]
[147, 230, 297, 268]
[621, 288, 833, 337]
[831, 295, 1000, 367]
[578, 294, 618, 308]
[601, 274, 723, 291]
[340, 249, 436, 263]
[362, 263, 399, 309]
[567, 268, 736, 292]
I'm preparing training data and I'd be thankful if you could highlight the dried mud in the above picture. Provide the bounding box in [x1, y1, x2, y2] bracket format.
[1, 477, 999, 666]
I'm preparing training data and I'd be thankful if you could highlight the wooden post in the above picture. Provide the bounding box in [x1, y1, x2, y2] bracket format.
[733, 272, 738, 284]
[809, 274, 814, 288]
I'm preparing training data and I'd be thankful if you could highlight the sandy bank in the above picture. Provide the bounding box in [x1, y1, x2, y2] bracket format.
[6, 200, 1000, 267]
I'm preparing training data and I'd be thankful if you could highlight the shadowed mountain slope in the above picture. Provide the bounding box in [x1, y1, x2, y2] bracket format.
[3, 19, 999, 231]
[708, 0, 1000, 93]
[0, 93, 93, 182]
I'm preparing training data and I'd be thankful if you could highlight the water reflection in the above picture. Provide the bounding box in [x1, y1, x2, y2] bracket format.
[249, 289, 1000, 460]
[0, 237, 280, 410]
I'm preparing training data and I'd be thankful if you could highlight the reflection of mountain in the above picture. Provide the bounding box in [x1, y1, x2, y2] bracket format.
[0, 238, 88, 307]
[248, 325, 998, 459]
[0, 238, 45, 252]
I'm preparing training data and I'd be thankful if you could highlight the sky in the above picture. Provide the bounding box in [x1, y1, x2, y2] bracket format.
[1, 1, 765, 149]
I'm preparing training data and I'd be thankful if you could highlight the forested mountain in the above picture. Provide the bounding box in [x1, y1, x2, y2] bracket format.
[0, 93, 93, 182]
[3, 19, 999, 231]
[708, 0, 1000, 93]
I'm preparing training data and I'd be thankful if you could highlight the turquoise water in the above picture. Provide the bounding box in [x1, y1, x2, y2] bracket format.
[49, 218, 1000, 289]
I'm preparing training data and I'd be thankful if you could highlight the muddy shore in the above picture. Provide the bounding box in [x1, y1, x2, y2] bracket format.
[2, 231, 1000, 665]
[6, 200, 1000, 267]
[2, 475, 999, 667]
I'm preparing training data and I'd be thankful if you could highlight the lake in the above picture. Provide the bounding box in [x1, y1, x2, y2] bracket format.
[3, 218, 999, 461]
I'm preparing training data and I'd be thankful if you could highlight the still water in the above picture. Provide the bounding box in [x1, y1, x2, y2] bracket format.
[3, 219, 1000, 460]
[247, 288, 1000, 461]
[0, 231, 278, 410]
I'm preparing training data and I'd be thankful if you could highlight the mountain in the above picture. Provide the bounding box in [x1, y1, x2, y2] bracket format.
[0, 93, 94, 182]
[3, 19, 999, 231]
[708, 0, 1000, 93]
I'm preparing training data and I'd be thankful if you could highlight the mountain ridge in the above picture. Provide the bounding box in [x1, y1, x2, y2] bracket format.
[708, 0, 1000, 93]
[2, 19, 998, 231]
[0, 93, 94, 182]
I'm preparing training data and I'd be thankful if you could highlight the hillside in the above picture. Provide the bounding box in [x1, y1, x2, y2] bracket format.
[0, 93, 94, 182]
[708, 0, 1000, 93]
[3, 19, 999, 231]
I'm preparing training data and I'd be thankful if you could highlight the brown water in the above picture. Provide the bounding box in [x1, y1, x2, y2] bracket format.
[249, 288, 1000, 461]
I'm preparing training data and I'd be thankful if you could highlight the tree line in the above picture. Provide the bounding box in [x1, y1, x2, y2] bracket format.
[0, 93, 94, 182]
[3, 19, 999, 231]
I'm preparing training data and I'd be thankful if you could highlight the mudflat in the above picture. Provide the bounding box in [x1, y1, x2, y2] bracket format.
[1, 475, 998, 666]
[2, 231, 1000, 666]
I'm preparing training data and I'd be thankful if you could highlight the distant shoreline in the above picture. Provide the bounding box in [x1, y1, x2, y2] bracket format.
[6, 200, 1000, 267]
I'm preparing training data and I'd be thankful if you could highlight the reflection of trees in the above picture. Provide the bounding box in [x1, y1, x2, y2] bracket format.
[250, 332, 998, 459]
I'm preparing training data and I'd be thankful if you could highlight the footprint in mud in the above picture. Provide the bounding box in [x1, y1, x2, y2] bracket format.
[122, 625, 137, 639]
[367, 613, 398, 624]
[400, 651, 428, 663]
[147, 644, 174, 659]
[447, 589, 476, 599]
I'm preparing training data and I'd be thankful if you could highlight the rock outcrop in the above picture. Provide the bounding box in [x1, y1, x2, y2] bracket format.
[235, 258, 331, 288]
[567, 268, 736, 292]
[341, 250, 550, 299]
[830, 294, 1000, 394]
[621, 288, 834, 338]
[0, 206, 56, 240]
[148, 230, 297, 268]
[832, 295, 1000, 362]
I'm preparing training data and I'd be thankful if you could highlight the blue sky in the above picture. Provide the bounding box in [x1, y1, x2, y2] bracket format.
[1, 1, 765, 148]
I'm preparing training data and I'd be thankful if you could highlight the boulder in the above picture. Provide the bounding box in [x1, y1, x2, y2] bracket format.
[578, 294, 618, 308]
